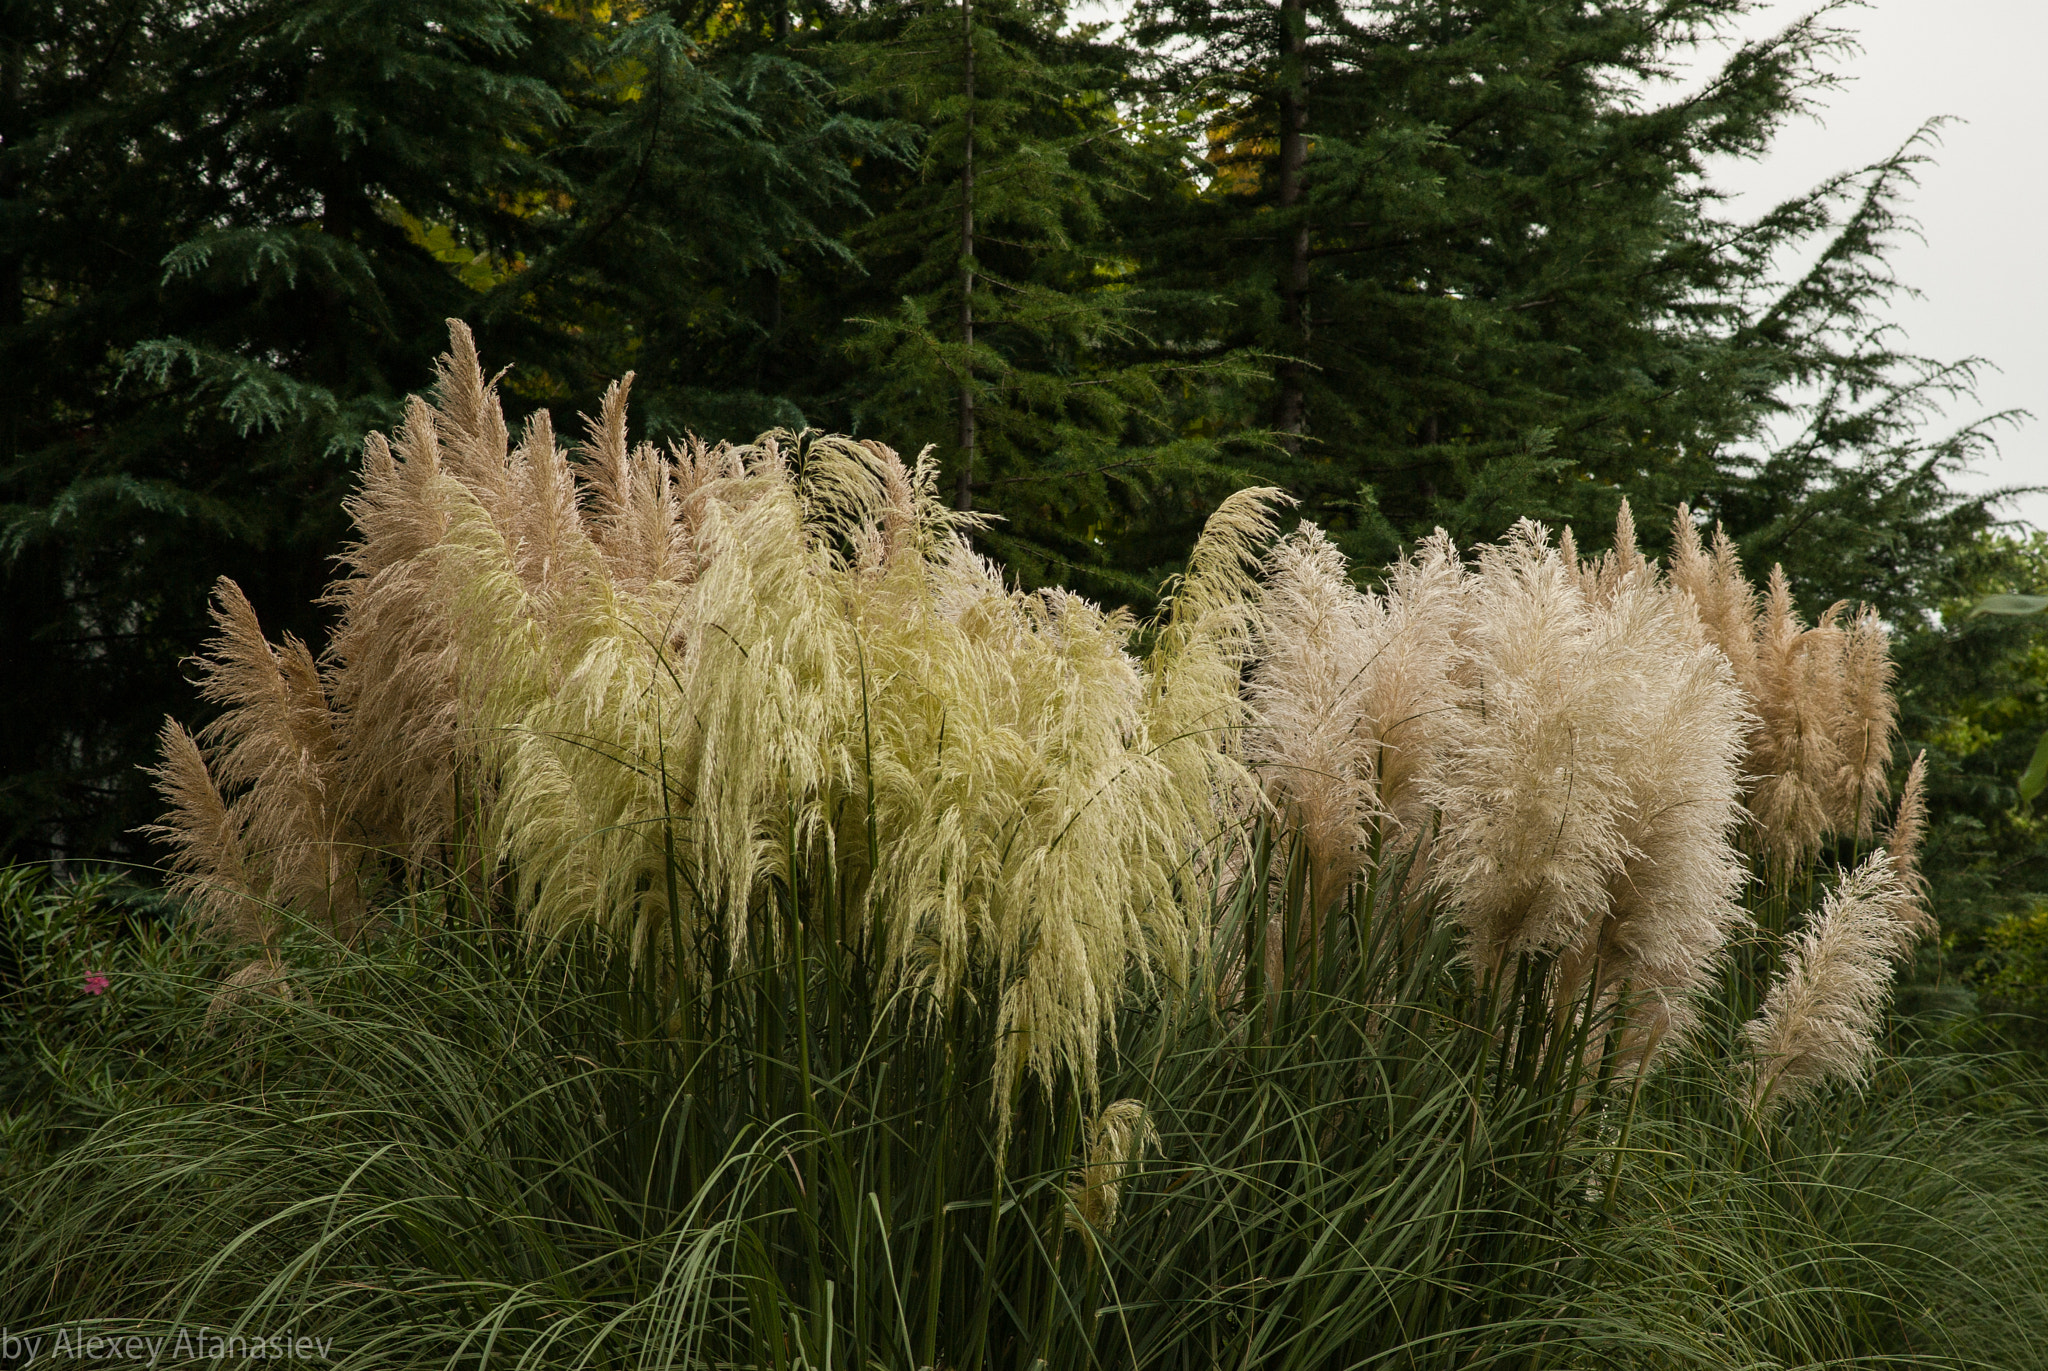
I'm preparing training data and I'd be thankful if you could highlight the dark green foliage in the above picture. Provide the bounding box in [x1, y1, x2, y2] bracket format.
[1690, 134, 2014, 628]
[0, 867, 198, 1193]
[5, 835, 2047, 1365]
[0, 0, 558, 862]
[0, 0, 883, 865]
[1116, 0, 1999, 595]
[1877, 533, 2048, 1009]
[804, 0, 1263, 599]
[500, 3, 898, 438]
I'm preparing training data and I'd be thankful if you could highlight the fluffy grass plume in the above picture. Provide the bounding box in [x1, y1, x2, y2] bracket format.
[1243, 523, 1465, 899]
[1883, 750, 1933, 945]
[1241, 505, 1751, 1069]
[87, 336, 1995, 1364]
[1427, 515, 1750, 1052]
[1668, 504, 1899, 874]
[1744, 850, 1911, 1117]
[141, 584, 361, 1008]
[153, 323, 1267, 1117]
[1065, 1097, 1159, 1237]
[1239, 495, 1923, 1077]
[142, 720, 263, 949]
[1434, 513, 1752, 1077]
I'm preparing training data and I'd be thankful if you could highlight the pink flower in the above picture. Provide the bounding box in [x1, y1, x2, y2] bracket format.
[82, 973, 109, 996]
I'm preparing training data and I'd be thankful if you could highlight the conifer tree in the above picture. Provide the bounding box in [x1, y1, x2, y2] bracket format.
[0, 0, 878, 863]
[818, 0, 1256, 594]
[1118, 0, 1996, 601]
[513, 0, 892, 439]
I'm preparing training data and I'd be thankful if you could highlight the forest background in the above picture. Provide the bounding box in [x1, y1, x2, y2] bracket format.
[4, 0, 2047, 1013]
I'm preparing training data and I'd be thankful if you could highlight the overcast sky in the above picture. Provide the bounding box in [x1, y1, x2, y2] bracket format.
[1691, 0, 2048, 533]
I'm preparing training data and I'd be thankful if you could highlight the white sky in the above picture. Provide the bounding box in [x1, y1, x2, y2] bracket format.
[1693, 0, 2048, 534]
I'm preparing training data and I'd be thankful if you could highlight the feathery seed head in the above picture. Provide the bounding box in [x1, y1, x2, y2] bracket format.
[1833, 607, 1898, 840]
[151, 323, 1262, 1131]
[1405, 520, 1749, 1068]
[1066, 1098, 1159, 1236]
[1426, 520, 1641, 970]
[142, 719, 272, 949]
[1881, 751, 1934, 949]
[1744, 850, 1908, 1118]
[1243, 523, 1467, 902]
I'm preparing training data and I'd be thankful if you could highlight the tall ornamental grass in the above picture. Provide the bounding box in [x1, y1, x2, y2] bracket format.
[3, 326, 2042, 1368]
[147, 324, 1270, 1122]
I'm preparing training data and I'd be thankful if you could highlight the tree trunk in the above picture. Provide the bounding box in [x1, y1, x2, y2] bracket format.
[954, 0, 977, 512]
[1274, 0, 1310, 453]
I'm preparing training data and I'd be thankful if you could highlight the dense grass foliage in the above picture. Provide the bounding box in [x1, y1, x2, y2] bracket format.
[4, 849, 2047, 1368]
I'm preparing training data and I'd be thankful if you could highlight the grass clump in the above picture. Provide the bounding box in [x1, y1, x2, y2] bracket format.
[3, 328, 2043, 1367]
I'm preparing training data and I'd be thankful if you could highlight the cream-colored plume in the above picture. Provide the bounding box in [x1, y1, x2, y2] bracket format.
[1665, 508, 1900, 874]
[1242, 524, 1466, 900]
[1744, 850, 1909, 1118]
[1746, 570, 1852, 871]
[322, 400, 475, 876]
[143, 719, 271, 950]
[1834, 606, 1898, 841]
[1879, 751, 1934, 949]
[1667, 508, 1759, 696]
[1236, 506, 1754, 1065]
[1427, 519, 1622, 970]
[1566, 576, 1750, 1070]
[1426, 518, 1748, 995]
[151, 322, 1917, 1123]
[145, 580, 361, 946]
[152, 323, 1267, 1130]
[1065, 1098, 1159, 1236]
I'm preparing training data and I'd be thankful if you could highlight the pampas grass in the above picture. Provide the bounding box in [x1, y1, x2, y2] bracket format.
[1744, 850, 1912, 1117]
[11, 821, 2038, 1370]
[1243, 523, 1464, 900]
[1883, 750, 1934, 945]
[1666, 504, 1901, 875]
[89, 330, 2000, 1366]
[1065, 1098, 1158, 1236]
[154, 328, 1930, 1102]
[153, 323, 1267, 1122]
[1240, 504, 1753, 1071]
[1426, 516, 1749, 1005]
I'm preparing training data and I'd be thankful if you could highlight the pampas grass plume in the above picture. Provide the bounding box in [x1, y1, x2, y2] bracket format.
[1243, 524, 1466, 899]
[1066, 1098, 1159, 1236]
[1744, 851, 1908, 1118]
[1426, 520, 1644, 971]
[1881, 751, 1934, 948]
[142, 719, 270, 949]
[154, 322, 1274, 1129]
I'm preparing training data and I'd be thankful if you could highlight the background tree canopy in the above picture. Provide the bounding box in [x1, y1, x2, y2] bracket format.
[1, 0, 2037, 986]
